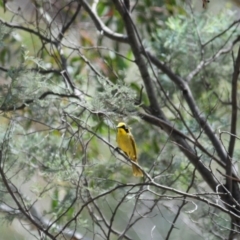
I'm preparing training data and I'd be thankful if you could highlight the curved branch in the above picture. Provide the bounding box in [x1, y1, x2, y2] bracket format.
[0, 91, 80, 111]
[166, 167, 197, 240]
[144, 50, 240, 220]
[203, 19, 240, 47]
[0, 151, 56, 239]
[186, 35, 240, 82]
[145, 51, 228, 164]
[226, 46, 240, 193]
[80, 0, 128, 43]
[112, 0, 219, 194]
[228, 46, 240, 158]
[139, 111, 225, 169]
[112, 0, 162, 117]
[0, 200, 89, 239]
[0, 66, 61, 75]
[57, 1, 82, 41]
[139, 111, 218, 191]
[0, 18, 57, 44]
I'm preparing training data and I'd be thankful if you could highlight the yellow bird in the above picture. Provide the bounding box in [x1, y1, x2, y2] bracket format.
[116, 122, 143, 177]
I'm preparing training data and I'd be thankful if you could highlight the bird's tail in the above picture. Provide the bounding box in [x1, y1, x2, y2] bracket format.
[132, 162, 143, 177]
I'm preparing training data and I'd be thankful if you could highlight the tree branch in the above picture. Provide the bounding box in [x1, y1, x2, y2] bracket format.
[112, 0, 220, 199]
[0, 201, 89, 239]
[226, 46, 240, 193]
[0, 18, 57, 44]
[0, 91, 82, 112]
[144, 50, 228, 164]
[80, 0, 128, 43]
[0, 151, 56, 239]
[112, 0, 162, 117]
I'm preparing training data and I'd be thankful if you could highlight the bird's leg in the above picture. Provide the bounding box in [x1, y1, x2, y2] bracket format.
[114, 146, 121, 151]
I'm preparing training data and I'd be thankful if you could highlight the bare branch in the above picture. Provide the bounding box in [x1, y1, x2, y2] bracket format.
[80, 0, 128, 43]
[226, 46, 240, 193]
[0, 201, 89, 240]
[0, 18, 57, 44]
[112, 0, 162, 117]
[0, 150, 56, 239]
[144, 51, 228, 164]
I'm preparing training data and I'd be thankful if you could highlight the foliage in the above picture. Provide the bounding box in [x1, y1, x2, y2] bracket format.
[0, 1, 239, 240]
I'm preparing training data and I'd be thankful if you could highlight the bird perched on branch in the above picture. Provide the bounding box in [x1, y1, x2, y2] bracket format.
[116, 122, 143, 177]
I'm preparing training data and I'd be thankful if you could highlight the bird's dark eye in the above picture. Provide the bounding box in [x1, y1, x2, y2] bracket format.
[123, 125, 129, 133]
[118, 124, 129, 133]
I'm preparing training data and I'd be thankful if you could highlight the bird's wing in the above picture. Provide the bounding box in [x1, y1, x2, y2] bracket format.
[129, 134, 137, 161]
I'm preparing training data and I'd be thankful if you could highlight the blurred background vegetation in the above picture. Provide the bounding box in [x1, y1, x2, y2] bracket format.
[0, 0, 240, 239]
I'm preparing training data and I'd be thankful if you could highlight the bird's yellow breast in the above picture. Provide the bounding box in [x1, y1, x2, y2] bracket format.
[116, 128, 137, 160]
